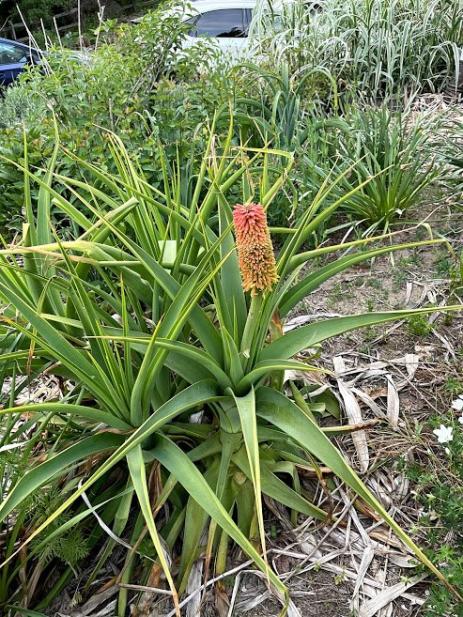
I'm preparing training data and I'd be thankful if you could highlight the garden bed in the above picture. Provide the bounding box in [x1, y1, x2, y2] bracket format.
[1, 1, 463, 616]
[16, 195, 463, 617]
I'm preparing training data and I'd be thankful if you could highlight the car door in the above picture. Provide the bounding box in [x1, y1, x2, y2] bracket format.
[186, 9, 249, 53]
[0, 41, 30, 86]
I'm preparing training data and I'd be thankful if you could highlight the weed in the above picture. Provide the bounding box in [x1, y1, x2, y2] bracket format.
[445, 377, 463, 397]
[407, 314, 433, 337]
[393, 267, 408, 289]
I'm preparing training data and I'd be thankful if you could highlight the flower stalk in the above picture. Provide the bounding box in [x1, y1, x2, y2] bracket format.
[233, 203, 278, 357]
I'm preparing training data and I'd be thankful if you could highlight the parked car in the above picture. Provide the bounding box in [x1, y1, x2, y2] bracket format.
[0, 37, 41, 86]
[183, 0, 257, 54]
[132, 0, 285, 56]
[181, 0, 323, 55]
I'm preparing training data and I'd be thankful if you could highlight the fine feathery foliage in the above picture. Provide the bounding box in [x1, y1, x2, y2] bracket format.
[0, 125, 461, 614]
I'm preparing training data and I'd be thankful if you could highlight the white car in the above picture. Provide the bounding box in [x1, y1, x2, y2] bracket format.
[183, 0, 257, 54]
[182, 0, 322, 54]
[133, 0, 287, 56]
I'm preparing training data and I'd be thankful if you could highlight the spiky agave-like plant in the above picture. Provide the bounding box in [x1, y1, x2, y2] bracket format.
[0, 124, 461, 615]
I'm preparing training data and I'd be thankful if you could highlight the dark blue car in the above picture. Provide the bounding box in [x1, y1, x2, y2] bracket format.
[0, 37, 41, 86]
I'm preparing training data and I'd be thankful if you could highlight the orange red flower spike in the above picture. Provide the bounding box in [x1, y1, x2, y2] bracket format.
[233, 203, 278, 294]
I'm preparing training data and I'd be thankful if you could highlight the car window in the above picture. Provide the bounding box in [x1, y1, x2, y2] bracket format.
[187, 9, 246, 38]
[0, 42, 28, 65]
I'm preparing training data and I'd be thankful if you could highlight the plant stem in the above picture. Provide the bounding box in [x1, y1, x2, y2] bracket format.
[240, 293, 263, 368]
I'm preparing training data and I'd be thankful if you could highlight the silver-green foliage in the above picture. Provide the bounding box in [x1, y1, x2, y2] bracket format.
[251, 0, 463, 101]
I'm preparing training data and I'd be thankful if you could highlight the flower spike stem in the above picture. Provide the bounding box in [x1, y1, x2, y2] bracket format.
[233, 203, 278, 368]
[240, 293, 263, 359]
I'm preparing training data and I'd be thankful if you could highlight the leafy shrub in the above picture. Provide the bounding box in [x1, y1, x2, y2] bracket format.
[2, 0, 458, 234]
[0, 3, 196, 226]
[9, 6, 190, 126]
[0, 131, 460, 614]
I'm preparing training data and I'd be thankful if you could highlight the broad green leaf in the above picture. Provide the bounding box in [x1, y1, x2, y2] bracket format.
[260, 307, 462, 362]
[281, 240, 445, 313]
[0, 433, 123, 524]
[0, 402, 131, 430]
[232, 448, 325, 520]
[178, 459, 221, 593]
[237, 359, 323, 392]
[127, 446, 180, 613]
[231, 388, 267, 561]
[0, 381, 218, 565]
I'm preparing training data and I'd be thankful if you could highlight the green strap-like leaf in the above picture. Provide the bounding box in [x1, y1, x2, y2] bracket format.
[0, 381, 218, 565]
[0, 280, 118, 410]
[232, 448, 325, 520]
[231, 388, 267, 560]
[260, 307, 462, 362]
[178, 460, 221, 593]
[222, 328, 245, 387]
[237, 359, 323, 392]
[152, 434, 288, 600]
[0, 402, 131, 431]
[126, 446, 180, 613]
[0, 433, 123, 524]
[283, 239, 445, 312]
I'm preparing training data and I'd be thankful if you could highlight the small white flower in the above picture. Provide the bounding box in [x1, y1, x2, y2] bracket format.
[445, 447, 451, 455]
[433, 424, 454, 444]
[459, 414, 463, 425]
[451, 395, 463, 412]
